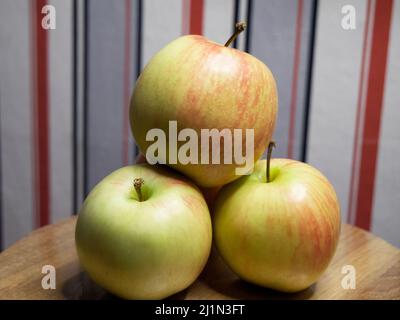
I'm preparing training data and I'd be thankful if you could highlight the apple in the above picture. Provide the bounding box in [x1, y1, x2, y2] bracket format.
[130, 22, 278, 187]
[213, 143, 341, 292]
[75, 164, 212, 299]
[136, 152, 221, 209]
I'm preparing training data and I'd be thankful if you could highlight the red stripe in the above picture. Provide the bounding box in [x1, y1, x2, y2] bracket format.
[347, 0, 372, 223]
[355, 0, 393, 230]
[123, 0, 132, 165]
[31, 0, 50, 227]
[287, 0, 303, 158]
[189, 0, 204, 35]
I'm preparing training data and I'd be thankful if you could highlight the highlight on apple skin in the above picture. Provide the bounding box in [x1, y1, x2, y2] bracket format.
[130, 34, 278, 188]
[75, 164, 212, 299]
[213, 158, 341, 292]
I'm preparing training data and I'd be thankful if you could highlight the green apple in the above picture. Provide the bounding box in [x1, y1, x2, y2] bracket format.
[75, 164, 212, 299]
[213, 143, 341, 292]
[136, 152, 221, 210]
[130, 23, 278, 187]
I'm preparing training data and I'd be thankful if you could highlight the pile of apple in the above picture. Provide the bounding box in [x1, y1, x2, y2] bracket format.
[75, 23, 341, 299]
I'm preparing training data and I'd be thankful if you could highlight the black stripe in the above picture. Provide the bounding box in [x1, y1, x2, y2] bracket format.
[72, 0, 78, 214]
[233, 0, 240, 49]
[0, 90, 3, 251]
[301, 0, 318, 162]
[245, 0, 253, 53]
[134, 0, 143, 159]
[83, 0, 89, 196]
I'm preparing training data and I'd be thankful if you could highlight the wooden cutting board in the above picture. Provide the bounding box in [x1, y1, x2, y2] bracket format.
[0, 217, 399, 300]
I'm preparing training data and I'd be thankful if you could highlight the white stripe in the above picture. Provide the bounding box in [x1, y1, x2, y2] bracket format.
[128, 0, 138, 164]
[371, 0, 400, 247]
[307, 0, 368, 220]
[48, 0, 73, 222]
[0, 0, 34, 248]
[142, 0, 183, 68]
[182, 0, 190, 35]
[74, 0, 86, 210]
[204, 0, 234, 45]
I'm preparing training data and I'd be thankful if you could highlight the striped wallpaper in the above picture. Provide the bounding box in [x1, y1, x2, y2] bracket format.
[0, 0, 399, 250]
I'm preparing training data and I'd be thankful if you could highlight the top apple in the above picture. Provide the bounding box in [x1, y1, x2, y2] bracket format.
[130, 25, 278, 187]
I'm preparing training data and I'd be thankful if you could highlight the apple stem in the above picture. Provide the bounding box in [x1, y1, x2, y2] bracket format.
[224, 22, 247, 47]
[266, 141, 276, 183]
[134, 178, 144, 202]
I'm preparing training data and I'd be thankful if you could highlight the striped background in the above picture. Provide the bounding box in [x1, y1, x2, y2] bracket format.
[0, 0, 399, 250]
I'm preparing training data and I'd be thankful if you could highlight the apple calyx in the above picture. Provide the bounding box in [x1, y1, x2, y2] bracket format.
[224, 21, 247, 47]
[134, 178, 144, 202]
[266, 141, 276, 183]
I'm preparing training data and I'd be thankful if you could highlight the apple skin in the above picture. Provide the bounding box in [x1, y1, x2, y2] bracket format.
[213, 159, 341, 292]
[136, 152, 221, 209]
[75, 164, 212, 299]
[130, 35, 278, 188]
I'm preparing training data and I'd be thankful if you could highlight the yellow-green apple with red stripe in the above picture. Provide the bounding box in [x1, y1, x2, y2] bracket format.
[213, 143, 341, 292]
[75, 164, 212, 299]
[130, 23, 278, 187]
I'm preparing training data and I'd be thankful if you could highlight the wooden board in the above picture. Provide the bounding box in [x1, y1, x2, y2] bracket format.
[0, 217, 399, 299]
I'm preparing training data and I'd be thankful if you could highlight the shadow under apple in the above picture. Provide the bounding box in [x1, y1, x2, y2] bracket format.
[199, 243, 316, 300]
[62, 271, 189, 300]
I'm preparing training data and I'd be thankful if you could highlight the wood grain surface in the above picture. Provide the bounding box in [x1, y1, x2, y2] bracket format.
[0, 217, 399, 300]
